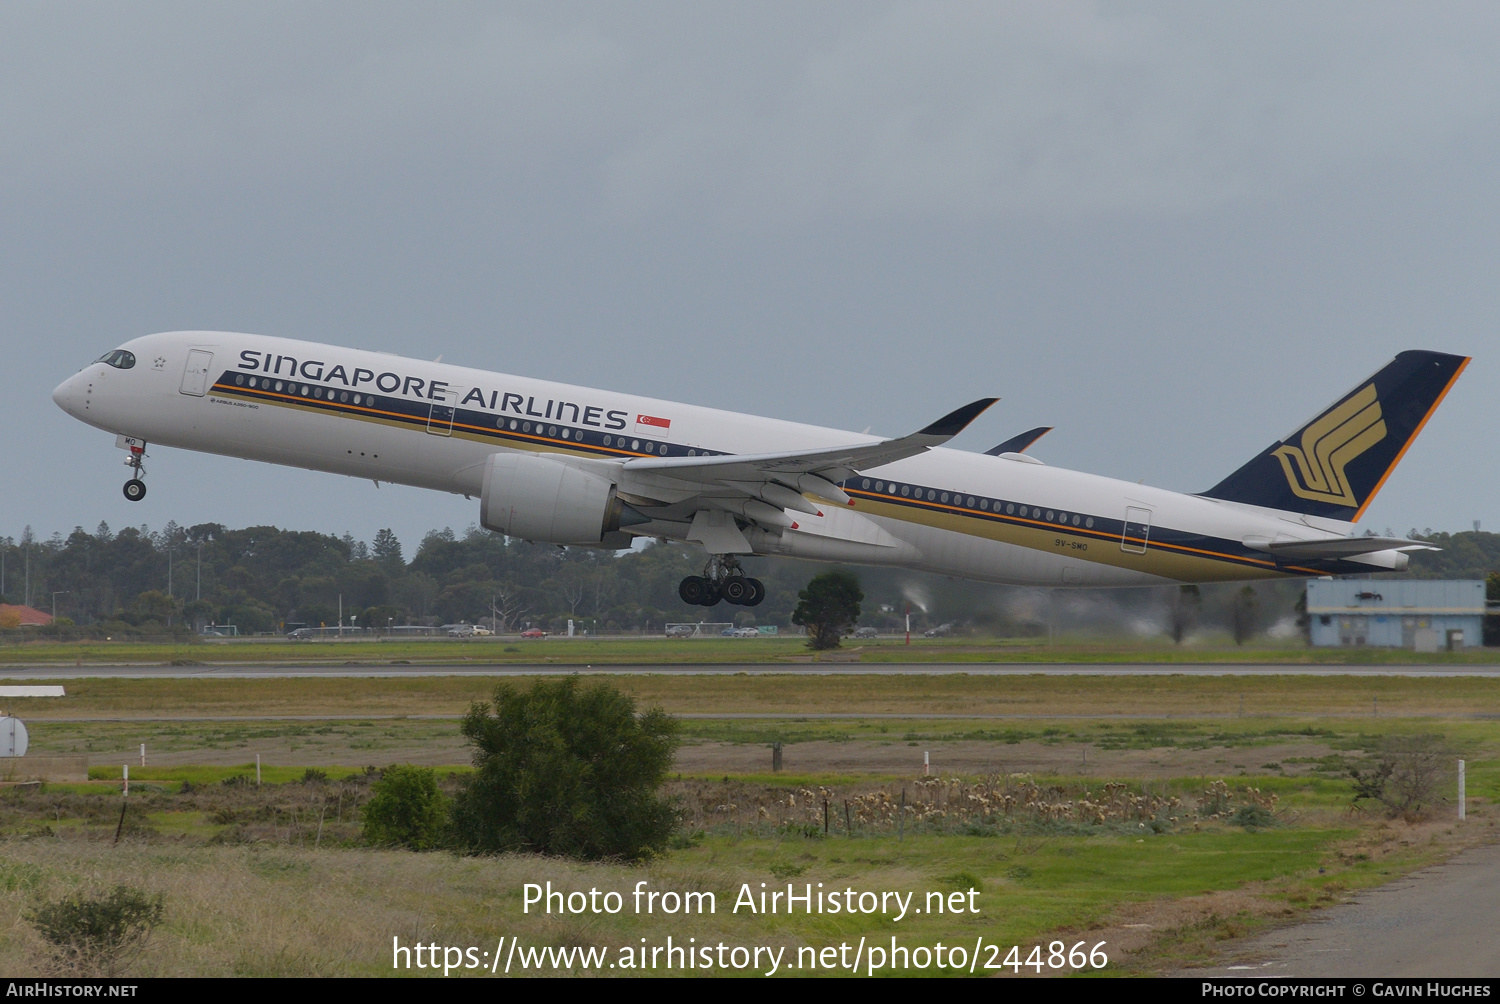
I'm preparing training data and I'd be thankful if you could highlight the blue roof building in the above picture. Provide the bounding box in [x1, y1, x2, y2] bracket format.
[1305, 579, 1485, 650]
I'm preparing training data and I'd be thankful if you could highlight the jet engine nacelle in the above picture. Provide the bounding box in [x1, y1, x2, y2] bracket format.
[479, 452, 639, 546]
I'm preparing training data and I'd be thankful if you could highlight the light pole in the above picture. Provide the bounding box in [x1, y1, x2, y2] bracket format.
[196, 541, 202, 601]
[51, 590, 69, 622]
[167, 548, 173, 599]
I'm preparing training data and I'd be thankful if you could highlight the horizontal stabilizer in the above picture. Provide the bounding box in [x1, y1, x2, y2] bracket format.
[984, 426, 1052, 456]
[1244, 535, 1438, 560]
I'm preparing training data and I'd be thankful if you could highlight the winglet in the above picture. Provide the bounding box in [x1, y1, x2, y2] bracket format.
[918, 398, 999, 438]
[984, 426, 1053, 456]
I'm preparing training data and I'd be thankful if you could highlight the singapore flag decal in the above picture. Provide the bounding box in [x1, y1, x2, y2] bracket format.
[636, 414, 671, 430]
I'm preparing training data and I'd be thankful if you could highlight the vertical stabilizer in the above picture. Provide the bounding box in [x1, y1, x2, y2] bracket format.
[1200, 350, 1468, 520]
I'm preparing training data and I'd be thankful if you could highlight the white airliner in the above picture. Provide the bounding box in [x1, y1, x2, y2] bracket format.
[52, 332, 1467, 607]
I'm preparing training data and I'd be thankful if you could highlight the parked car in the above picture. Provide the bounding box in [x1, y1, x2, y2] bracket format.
[852, 626, 878, 639]
[924, 623, 955, 638]
[519, 628, 547, 639]
[665, 625, 695, 638]
[732, 627, 760, 637]
[445, 624, 494, 637]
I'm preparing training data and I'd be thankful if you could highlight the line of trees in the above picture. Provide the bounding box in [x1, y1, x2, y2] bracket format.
[0, 521, 763, 638]
[1, 523, 1494, 641]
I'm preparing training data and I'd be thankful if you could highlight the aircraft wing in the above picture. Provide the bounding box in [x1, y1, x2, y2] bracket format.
[623, 398, 995, 490]
[615, 398, 996, 547]
[1247, 535, 1439, 560]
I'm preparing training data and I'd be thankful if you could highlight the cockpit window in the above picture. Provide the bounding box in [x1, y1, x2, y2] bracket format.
[95, 349, 136, 369]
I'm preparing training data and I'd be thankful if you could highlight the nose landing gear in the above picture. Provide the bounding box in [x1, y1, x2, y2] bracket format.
[678, 555, 764, 607]
[122, 441, 148, 502]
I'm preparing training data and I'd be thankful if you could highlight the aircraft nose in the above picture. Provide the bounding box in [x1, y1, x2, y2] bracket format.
[52, 372, 83, 416]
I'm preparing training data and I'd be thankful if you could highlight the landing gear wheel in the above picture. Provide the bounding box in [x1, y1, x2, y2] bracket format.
[700, 580, 723, 607]
[123, 479, 147, 502]
[721, 576, 750, 605]
[679, 576, 708, 606]
[745, 577, 765, 607]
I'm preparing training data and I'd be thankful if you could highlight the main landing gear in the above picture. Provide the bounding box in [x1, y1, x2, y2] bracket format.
[678, 555, 765, 607]
[122, 442, 148, 502]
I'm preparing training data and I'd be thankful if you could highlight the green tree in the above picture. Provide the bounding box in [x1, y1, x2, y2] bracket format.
[1166, 584, 1200, 644]
[1486, 572, 1500, 647]
[450, 678, 679, 861]
[1231, 585, 1259, 645]
[129, 590, 180, 627]
[362, 765, 449, 850]
[225, 601, 276, 635]
[372, 528, 404, 570]
[792, 570, 863, 650]
[181, 599, 215, 632]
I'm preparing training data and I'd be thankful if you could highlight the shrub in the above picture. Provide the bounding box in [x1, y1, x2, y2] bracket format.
[450, 677, 679, 861]
[791, 571, 863, 650]
[362, 765, 449, 850]
[27, 886, 164, 976]
[1350, 735, 1455, 818]
[1230, 805, 1278, 830]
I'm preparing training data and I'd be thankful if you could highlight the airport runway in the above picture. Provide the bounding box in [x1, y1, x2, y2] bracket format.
[0, 662, 1497, 679]
[1184, 841, 1500, 978]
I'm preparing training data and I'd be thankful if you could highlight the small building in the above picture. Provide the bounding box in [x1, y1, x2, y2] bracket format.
[0, 604, 52, 628]
[1306, 579, 1485, 650]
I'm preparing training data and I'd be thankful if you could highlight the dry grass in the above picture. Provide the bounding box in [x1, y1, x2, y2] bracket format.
[0, 760, 1487, 977]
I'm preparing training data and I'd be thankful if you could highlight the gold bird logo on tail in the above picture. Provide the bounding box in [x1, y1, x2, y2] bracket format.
[1271, 384, 1386, 508]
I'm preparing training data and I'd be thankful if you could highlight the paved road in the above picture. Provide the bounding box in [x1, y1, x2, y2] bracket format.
[1, 662, 1496, 679]
[1185, 842, 1500, 978]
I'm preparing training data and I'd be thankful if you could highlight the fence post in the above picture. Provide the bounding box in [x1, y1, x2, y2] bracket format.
[845, 799, 852, 836]
[899, 787, 906, 842]
[1459, 759, 1466, 821]
[823, 799, 829, 836]
[772, 742, 782, 773]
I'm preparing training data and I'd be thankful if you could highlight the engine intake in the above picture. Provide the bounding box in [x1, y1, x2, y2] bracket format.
[479, 452, 642, 545]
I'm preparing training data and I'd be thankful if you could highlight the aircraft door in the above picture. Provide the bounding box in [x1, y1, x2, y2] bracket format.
[1121, 506, 1151, 554]
[426, 388, 460, 436]
[179, 350, 214, 397]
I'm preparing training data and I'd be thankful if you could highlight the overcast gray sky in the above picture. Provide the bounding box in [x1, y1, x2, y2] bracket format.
[6, 2, 1497, 554]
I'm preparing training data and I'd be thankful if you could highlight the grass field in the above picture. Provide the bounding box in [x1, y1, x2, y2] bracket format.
[3, 635, 1499, 666]
[8, 672, 1500, 720]
[3, 669, 1496, 976]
